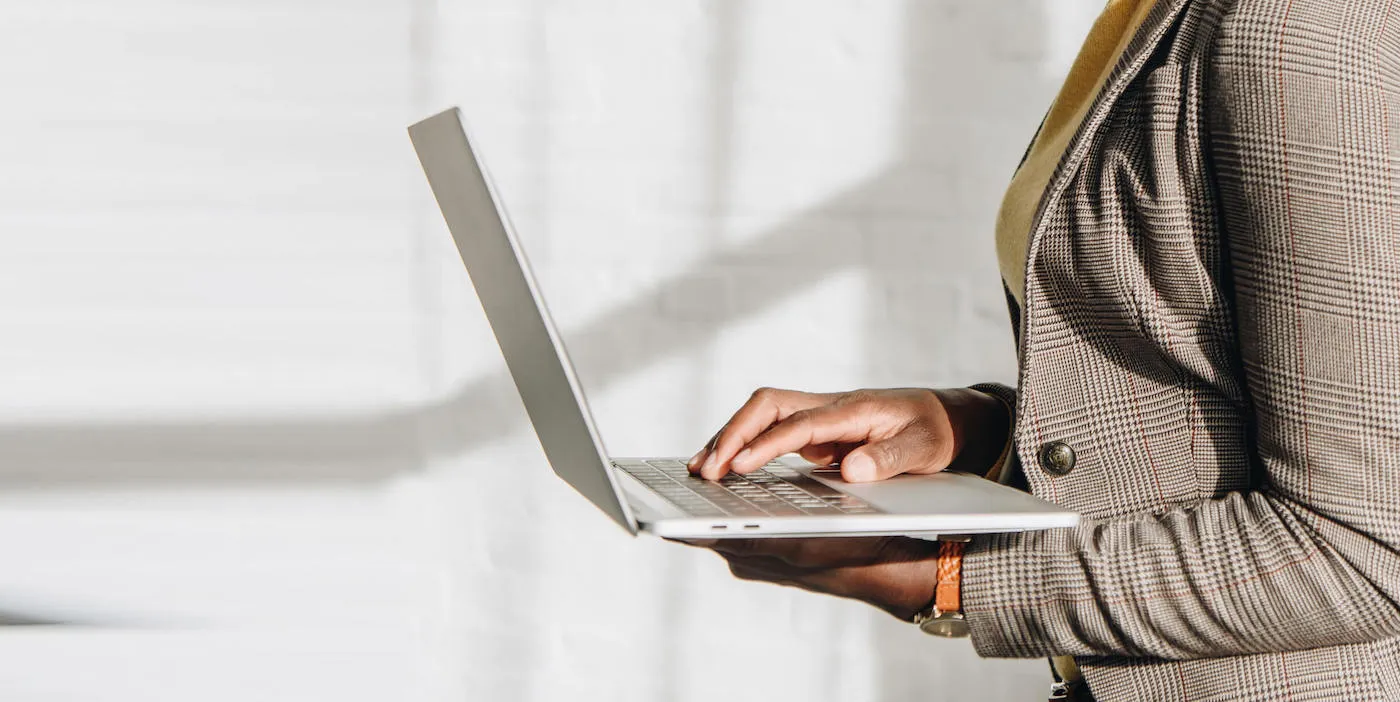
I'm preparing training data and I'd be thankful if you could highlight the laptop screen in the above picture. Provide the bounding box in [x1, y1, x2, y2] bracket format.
[409, 108, 636, 533]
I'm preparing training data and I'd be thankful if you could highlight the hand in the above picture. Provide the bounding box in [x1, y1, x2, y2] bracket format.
[677, 536, 942, 620]
[688, 387, 1009, 482]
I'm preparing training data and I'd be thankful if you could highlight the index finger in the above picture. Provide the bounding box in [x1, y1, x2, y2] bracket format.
[728, 403, 875, 474]
[699, 388, 830, 479]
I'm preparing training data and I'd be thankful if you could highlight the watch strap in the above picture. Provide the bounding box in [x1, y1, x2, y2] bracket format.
[935, 540, 965, 614]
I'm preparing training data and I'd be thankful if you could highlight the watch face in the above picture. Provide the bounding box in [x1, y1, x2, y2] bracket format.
[920, 617, 970, 638]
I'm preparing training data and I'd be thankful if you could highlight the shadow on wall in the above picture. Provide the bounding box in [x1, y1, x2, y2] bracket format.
[0, 1, 1045, 489]
[0, 2, 1059, 700]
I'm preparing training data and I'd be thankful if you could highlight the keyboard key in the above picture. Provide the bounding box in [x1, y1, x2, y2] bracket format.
[614, 461, 880, 518]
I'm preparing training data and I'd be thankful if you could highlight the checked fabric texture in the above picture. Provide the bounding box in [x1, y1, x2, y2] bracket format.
[962, 0, 1400, 700]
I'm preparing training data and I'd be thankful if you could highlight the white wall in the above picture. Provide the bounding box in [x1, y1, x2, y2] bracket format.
[0, 1, 1098, 700]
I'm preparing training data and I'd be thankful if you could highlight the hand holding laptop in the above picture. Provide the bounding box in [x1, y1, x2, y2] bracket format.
[675, 386, 1010, 624]
[678, 535, 945, 622]
[689, 387, 1012, 483]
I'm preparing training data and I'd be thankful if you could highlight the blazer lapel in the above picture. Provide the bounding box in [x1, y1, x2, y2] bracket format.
[1020, 0, 1193, 305]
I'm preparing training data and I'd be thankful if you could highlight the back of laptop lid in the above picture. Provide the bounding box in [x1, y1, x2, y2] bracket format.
[409, 108, 636, 533]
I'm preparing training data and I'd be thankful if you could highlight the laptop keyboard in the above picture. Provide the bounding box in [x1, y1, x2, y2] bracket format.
[614, 459, 881, 518]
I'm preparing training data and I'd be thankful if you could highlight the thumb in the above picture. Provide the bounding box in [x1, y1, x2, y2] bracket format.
[840, 433, 937, 483]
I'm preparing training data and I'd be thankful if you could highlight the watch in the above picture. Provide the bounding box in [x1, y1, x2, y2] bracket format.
[913, 539, 969, 638]
[914, 605, 969, 638]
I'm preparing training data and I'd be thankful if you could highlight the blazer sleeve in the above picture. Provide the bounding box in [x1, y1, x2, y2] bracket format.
[960, 5, 1400, 660]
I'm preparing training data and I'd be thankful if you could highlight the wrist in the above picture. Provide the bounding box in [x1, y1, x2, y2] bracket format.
[934, 387, 1012, 476]
[912, 539, 969, 637]
[881, 542, 943, 621]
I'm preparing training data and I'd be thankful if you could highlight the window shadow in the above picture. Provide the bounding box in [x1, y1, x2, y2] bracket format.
[0, 0, 1074, 697]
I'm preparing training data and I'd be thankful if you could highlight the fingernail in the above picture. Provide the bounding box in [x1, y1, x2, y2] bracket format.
[688, 450, 705, 469]
[733, 448, 752, 471]
[843, 454, 876, 482]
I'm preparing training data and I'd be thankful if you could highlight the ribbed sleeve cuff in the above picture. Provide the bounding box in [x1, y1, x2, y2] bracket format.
[968, 382, 1018, 485]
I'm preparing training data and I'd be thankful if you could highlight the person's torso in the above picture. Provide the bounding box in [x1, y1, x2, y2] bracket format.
[1001, 0, 1400, 699]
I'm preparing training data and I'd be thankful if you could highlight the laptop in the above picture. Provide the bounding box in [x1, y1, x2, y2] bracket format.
[408, 107, 1078, 539]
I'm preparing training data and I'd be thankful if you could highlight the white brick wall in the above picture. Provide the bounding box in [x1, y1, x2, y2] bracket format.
[0, 1, 1098, 700]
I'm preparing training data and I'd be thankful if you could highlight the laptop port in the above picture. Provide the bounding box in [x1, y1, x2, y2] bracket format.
[710, 525, 727, 530]
[743, 524, 760, 530]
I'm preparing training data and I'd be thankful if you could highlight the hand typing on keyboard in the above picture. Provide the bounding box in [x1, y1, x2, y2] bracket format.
[688, 387, 1010, 483]
[678, 387, 1010, 625]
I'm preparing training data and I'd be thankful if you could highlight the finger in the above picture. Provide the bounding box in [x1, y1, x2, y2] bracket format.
[714, 537, 886, 568]
[688, 428, 723, 472]
[664, 537, 718, 548]
[724, 561, 902, 617]
[702, 388, 821, 478]
[728, 404, 876, 474]
[797, 442, 852, 466]
[706, 538, 767, 558]
[706, 538, 813, 563]
[701, 388, 829, 479]
[727, 558, 801, 584]
[840, 431, 942, 483]
[715, 549, 819, 577]
[725, 559, 847, 601]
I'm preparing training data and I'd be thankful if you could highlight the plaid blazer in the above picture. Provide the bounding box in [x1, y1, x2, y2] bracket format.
[964, 0, 1400, 699]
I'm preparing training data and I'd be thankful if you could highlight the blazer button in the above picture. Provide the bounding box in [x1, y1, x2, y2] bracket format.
[1038, 441, 1076, 476]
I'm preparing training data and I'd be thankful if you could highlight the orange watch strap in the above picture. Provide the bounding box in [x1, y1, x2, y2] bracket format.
[935, 540, 965, 614]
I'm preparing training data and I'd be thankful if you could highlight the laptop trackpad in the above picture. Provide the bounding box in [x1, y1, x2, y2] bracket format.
[807, 468, 1053, 516]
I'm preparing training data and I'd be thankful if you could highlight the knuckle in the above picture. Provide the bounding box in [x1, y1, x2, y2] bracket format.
[705, 428, 723, 446]
[844, 388, 878, 402]
[714, 422, 745, 446]
[836, 390, 871, 408]
[841, 390, 889, 418]
[914, 387, 942, 409]
[875, 439, 902, 462]
[750, 386, 778, 402]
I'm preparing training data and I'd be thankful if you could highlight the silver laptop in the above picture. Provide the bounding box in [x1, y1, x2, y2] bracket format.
[408, 107, 1078, 539]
